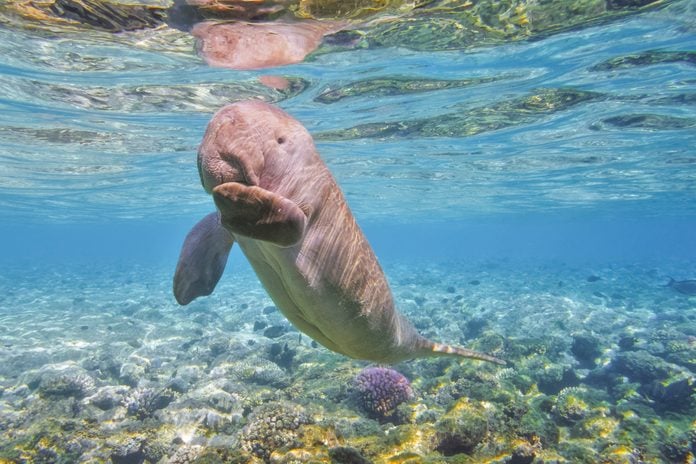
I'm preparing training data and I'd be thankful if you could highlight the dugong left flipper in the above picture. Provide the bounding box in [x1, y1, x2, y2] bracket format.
[173, 212, 234, 305]
[173, 101, 505, 365]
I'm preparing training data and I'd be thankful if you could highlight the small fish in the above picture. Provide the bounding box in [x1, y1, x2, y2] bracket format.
[667, 278, 696, 296]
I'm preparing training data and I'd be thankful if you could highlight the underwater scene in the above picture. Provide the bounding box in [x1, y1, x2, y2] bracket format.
[1, 0, 696, 462]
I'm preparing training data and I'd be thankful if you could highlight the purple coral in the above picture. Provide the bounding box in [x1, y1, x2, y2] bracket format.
[353, 367, 413, 420]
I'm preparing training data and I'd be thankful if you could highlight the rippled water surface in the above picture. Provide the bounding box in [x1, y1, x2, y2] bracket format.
[1, 0, 694, 223]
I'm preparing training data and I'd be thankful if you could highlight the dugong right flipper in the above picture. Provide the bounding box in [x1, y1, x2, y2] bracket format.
[212, 182, 307, 248]
[173, 212, 234, 305]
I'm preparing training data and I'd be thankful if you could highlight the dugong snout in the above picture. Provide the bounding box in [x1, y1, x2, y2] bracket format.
[196, 107, 270, 192]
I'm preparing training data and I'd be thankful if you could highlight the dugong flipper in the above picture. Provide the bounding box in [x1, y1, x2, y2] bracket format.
[173, 101, 505, 365]
[173, 212, 234, 305]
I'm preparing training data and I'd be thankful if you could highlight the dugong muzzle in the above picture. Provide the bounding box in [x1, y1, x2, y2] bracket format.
[173, 101, 505, 365]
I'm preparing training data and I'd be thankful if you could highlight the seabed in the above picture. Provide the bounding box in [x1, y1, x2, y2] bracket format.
[0, 257, 694, 463]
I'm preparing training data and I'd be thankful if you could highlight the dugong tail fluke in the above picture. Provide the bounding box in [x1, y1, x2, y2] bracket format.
[423, 341, 507, 365]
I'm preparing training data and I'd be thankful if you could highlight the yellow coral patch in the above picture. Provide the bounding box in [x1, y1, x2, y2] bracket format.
[607, 445, 637, 455]
[582, 416, 619, 438]
[448, 396, 479, 414]
[37, 436, 53, 449]
[516, 12, 528, 26]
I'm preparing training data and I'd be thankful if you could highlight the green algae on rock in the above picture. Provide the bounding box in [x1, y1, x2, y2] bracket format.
[314, 75, 504, 103]
[609, 350, 677, 384]
[552, 387, 591, 424]
[316, 87, 603, 140]
[517, 398, 560, 447]
[433, 397, 490, 456]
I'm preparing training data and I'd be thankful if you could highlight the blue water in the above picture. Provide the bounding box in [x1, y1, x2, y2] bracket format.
[1, 4, 695, 269]
[1, 0, 696, 462]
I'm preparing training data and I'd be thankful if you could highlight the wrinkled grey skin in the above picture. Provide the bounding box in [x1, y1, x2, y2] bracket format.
[173, 101, 504, 365]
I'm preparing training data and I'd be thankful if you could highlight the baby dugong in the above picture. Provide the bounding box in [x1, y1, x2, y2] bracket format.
[173, 101, 505, 365]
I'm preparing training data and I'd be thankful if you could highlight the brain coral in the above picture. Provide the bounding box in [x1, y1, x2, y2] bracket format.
[353, 366, 413, 420]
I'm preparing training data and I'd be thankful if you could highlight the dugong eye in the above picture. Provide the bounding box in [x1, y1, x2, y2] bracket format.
[277, 137, 286, 144]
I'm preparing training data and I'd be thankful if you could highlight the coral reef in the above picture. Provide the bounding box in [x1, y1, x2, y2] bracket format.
[211, 356, 290, 388]
[239, 401, 312, 461]
[570, 333, 603, 367]
[1, 259, 694, 462]
[37, 372, 95, 399]
[552, 387, 591, 425]
[434, 398, 489, 456]
[123, 387, 178, 420]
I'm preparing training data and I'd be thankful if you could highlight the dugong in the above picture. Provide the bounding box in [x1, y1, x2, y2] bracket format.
[173, 101, 504, 365]
[192, 20, 344, 70]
